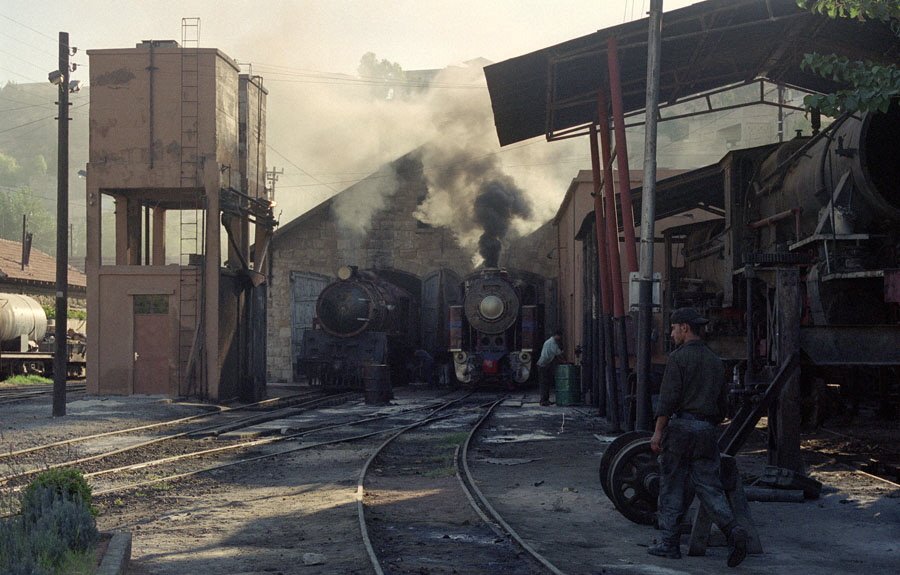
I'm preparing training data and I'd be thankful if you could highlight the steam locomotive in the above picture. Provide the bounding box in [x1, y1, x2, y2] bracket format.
[296, 266, 460, 389]
[667, 102, 900, 416]
[449, 267, 544, 388]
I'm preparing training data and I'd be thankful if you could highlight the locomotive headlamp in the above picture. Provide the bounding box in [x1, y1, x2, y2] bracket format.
[479, 295, 505, 320]
[337, 266, 356, 281]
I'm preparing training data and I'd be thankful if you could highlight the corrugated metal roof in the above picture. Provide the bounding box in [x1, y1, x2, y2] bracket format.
[484, 0, 900, 146]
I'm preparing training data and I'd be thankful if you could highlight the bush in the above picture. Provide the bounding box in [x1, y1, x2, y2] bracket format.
[0, 469, 99, 574]
[21, 469, 97, 519]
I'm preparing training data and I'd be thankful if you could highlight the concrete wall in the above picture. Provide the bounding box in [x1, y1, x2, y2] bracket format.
[87, 44, 241, 192]
[86, 42, 256, 399]
[89, 267, 180, 395]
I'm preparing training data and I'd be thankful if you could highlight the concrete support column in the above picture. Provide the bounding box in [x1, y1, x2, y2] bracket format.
[152, 207, 166, 265]
[85, 177, 102, 395]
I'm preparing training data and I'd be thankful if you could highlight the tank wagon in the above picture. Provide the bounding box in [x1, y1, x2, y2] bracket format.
[0, 293, 86, 379]
[449, 267, 544, 389]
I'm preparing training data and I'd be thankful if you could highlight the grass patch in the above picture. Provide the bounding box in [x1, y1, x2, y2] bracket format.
[434, 432, 470, 448]
[2, 374, 52, 385]
[424, 466, 457, 479]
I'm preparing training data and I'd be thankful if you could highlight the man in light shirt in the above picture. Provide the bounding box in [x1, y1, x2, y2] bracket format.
[536, 331, 563, 406]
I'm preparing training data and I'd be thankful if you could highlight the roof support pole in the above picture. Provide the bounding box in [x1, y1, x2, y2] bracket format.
[636, 0, 663, 432]
[598, 90, 629, 430]
[590, 122, 618, 430]
[607, 37, 639, 274]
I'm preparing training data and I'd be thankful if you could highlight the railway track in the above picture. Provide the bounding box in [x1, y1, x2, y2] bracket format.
[2, 388, 896, 574]
[0, 381, 86, 405]
[0, 390, 349, 490]
[358, 396, 566, 575]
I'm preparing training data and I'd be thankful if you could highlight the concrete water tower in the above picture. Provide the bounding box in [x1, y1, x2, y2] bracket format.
[85, 26, 275, 400]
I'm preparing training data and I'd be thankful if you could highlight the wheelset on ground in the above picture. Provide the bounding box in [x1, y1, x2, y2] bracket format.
[598, 431, 659, 525]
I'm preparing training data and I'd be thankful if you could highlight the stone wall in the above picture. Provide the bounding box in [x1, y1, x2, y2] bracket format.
[266, 154, 474, 382]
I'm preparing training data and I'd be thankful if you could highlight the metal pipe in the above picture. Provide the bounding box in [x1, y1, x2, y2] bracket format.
[748, 207, 802, 228]
[607, 37, 639, 274]
[590, 122, 617, 428]
[598, 95, 627, 319]
[598, 92, 627, 429]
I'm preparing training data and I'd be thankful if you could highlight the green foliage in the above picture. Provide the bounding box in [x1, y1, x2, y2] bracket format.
[0, 185, 55, 255]
[797, 0, 900, 23]
[2, 374, 53, 385]
[796, 0, 900, 115]
[41, 305, 87, 321]
[0, 470, 99, 574]
[21, 469, 97, 519]
[800, 54, 900, 114]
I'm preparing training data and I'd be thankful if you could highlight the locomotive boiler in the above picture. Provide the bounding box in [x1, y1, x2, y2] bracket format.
[449, 268, 543, 388]
[670, 102, 900, 416]
[298, 266, 418, 389]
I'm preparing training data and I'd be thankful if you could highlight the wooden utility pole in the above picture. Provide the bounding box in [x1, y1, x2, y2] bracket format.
[52, 31, 70, 417]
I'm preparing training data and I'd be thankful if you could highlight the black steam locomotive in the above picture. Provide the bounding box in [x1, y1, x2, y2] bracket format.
[449, 267, 544, 389]
[296, 266, 460, 389]
[667, 102, 900, 417]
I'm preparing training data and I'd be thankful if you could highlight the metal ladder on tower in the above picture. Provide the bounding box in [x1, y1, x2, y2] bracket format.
[178, 17, 205, 396]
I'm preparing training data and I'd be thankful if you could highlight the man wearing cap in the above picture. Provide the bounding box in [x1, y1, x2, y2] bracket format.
[647, 307, 748, 568]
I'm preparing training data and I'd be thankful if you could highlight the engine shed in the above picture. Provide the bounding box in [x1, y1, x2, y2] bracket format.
[484, 0, 900, 468]
[85, 31, 275, 401]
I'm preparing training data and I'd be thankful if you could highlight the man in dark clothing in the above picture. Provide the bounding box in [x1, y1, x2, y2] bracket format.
[648, 307, 748, 568]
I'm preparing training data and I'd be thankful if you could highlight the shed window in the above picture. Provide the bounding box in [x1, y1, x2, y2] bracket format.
[134, 295, 169, 315]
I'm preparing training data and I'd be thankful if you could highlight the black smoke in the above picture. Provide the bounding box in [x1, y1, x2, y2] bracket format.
[474, 178, 532, 267]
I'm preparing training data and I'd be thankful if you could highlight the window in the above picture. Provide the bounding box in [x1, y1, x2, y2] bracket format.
[134, 295, 169, 315]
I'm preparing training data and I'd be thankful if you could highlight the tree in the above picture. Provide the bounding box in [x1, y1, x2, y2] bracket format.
[358, 52, 408, 100]
[797, 1, 900, 115]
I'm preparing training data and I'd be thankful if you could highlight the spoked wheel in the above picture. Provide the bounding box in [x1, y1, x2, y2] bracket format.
[607, 437, 660, 525]
[598, 430, 652, 498]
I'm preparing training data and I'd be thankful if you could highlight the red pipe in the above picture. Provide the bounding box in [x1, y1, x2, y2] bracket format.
[597, 91, 627, 318]
[607, 37, 639, 274]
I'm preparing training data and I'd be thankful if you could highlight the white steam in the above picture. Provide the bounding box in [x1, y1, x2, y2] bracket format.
[265, 58, 584, 259]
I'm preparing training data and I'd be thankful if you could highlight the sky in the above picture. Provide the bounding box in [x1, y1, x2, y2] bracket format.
[0, 0, 702, 85]
[1, 0, 720, 259]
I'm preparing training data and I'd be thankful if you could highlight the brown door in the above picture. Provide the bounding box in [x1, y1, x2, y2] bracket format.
[134, 295, 170, 395]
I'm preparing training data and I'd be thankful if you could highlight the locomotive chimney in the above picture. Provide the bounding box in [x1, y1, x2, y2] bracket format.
[475, 179, 530, 268]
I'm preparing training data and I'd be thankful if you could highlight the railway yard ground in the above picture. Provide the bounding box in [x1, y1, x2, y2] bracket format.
[1, 382, 899, 575]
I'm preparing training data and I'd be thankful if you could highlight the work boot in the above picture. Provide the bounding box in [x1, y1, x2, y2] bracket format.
[727, 526, 748, 567]
[647, 542, 681, 559]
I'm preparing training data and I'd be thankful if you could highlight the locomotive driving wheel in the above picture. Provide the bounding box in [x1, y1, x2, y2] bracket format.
[606, 436, 659, 525]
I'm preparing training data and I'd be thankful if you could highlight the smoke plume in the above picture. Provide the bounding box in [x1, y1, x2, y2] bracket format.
[265, 59, 580, 262]
[474, 179, 532, 267]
